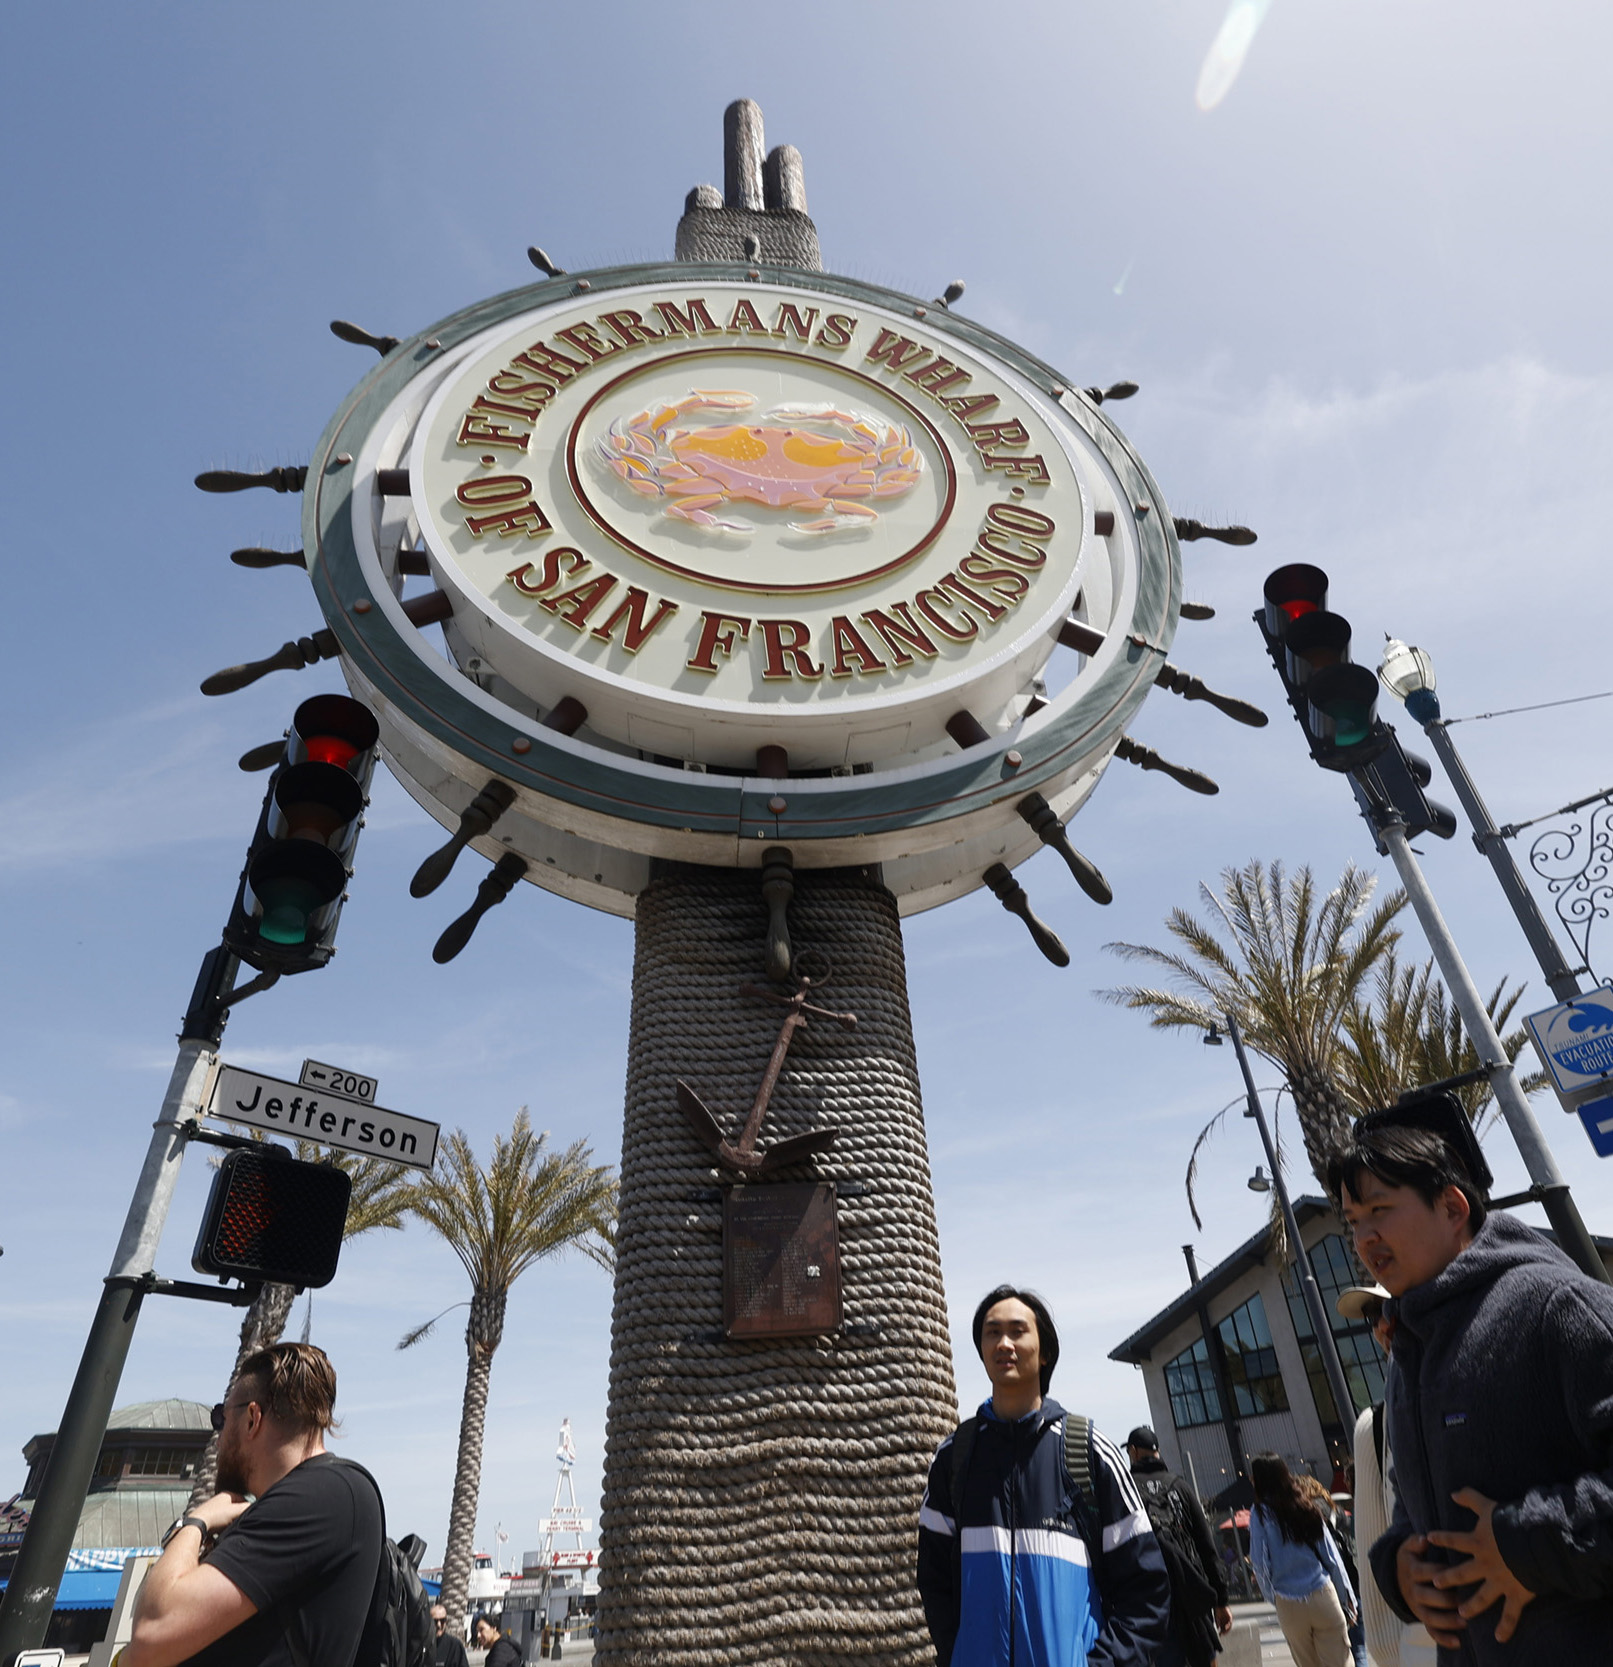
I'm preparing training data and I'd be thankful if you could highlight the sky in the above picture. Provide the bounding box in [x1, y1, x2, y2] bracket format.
[4, 0, 1613, 1578]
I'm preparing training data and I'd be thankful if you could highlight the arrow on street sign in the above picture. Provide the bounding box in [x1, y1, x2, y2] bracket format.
[299, 1058, 380, 1105]
[1577, 1094, 1613, 1158]
[207, 1063, 439, 1171]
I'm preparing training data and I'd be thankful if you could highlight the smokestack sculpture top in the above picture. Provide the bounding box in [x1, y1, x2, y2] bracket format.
[675, 99, 822, 269]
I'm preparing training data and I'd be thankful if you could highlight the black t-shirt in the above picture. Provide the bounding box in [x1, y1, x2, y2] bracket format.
[180, 1452, 384, 1667]
[434, 1633, 470, 1667]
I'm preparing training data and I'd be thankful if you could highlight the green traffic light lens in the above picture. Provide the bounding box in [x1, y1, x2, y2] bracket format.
[257, 877, 325, 944]
[1321, 703, 1374, 747]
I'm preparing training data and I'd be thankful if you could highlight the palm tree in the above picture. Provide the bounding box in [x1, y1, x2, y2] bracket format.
[188, 1146, 414, 1505]
[400, 1109, 616, 1622]
[1338, 952, 1544, 1133]
[1103, 859, 1406, 1189]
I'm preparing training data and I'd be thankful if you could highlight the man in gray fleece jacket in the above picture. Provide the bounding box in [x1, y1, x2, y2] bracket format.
[1329, 1092, 1613, 1665]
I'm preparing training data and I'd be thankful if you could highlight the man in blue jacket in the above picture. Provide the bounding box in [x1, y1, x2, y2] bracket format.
[916, 1285, 1170, 1666]
[1330, 1093, 1613, 1665]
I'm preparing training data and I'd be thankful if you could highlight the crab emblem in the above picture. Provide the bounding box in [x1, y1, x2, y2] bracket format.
[597, 389, 923, 535]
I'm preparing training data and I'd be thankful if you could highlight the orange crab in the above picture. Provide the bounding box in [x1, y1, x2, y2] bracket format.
[598, 389, 922, 534]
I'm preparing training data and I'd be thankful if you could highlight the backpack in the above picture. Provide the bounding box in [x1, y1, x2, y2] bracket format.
[946, 1411, 1099, 1595]
[311, 1459, 435, 1667]
[1134, 1470, 1217, 1612]
[362, 1530, 436, 1667]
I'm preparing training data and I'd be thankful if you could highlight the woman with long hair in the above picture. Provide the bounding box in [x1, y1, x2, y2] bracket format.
[1248, 1453, 1358, 1667]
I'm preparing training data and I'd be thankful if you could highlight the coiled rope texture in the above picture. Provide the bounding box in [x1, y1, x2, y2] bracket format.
[597, 866, 957, 1666]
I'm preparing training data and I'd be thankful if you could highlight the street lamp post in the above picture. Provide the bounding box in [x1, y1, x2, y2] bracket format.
[1378, 639, 1588, 1003]
[1216, 1014, 1360, 1445]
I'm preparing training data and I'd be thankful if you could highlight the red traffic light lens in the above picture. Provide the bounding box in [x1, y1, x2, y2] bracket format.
[1262, 564, 1329, 635]
[293, 694, 379, 773]
[304, 734, 360, 767]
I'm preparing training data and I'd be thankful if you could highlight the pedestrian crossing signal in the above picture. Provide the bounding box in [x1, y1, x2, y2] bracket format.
[193, 1147, 351, 1289]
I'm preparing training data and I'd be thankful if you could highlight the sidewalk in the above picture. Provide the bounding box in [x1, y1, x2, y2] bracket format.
[1238, 1599, 1310, 1666]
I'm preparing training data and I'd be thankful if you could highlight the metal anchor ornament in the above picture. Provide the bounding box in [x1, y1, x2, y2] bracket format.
[677, 967, 856, 1173]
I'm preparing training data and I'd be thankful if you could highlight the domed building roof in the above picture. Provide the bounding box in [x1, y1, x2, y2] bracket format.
[105, 1400, 211, 1432]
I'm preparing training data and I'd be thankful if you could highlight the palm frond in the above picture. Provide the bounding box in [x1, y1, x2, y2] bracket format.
[397, 1301, 470, 1351]
[1184, 1098, 1243, 1230]
[408, 1108, 618, 1299]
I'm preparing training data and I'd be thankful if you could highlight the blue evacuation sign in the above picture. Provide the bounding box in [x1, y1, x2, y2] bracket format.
[1577, 1095, 1613, 1158]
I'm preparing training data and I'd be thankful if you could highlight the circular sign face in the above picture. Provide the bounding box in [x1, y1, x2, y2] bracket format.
[305, 261, 1181, 916]
[408, 279, 1104, 768]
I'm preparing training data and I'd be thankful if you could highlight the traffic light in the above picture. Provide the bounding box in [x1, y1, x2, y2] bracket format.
[223, 695, 380, 974]
[192, 1146, 352, 1288]
[1357, 740, 1459, 842]
[1257, 566, 1456, 840]
[1258, 565, 1388, 771]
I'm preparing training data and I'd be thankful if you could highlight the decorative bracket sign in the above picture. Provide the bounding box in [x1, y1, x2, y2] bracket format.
[723, 1182, 841, 1339]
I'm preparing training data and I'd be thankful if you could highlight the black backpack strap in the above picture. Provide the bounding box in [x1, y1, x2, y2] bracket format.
[1062, 1413, 1092, 1503]
[1061, 1413, 1102, 1579]
[1371, 1402, 1385, 1477]
[946, 1417, 979, 1607]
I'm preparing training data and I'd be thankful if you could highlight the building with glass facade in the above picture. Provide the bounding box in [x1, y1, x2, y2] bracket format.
[1109, 1199, 1381, 1500]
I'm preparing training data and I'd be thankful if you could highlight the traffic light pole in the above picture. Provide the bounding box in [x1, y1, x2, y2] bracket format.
[1224, 1014, 1361, 1440]
[1370, 813, 1609, 1284]
[1418, 718, 1588, 1004]
[0, 950, 236, 1665]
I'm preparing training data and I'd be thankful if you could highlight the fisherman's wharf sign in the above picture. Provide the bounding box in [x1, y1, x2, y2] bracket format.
[305, 262, 1179, 913]
[408, 279, 1102, 769]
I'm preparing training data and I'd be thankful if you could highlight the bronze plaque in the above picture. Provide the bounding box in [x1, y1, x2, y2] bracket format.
[723, 1182, 841, 1339]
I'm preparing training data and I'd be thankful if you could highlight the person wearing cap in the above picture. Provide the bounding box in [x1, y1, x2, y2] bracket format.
[1335, 1283, 1435, 1667]
[1329, 1092, 1613, 1664]
[1123, 1424, 1232, 1666]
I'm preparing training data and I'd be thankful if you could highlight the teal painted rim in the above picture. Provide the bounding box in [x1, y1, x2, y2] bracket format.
[304, 263, 1179, 843]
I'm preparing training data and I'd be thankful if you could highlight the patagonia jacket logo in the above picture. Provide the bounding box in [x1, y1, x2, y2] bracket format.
[1443, 1412, 1468, 1427]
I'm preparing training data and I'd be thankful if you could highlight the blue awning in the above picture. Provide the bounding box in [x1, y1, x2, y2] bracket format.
[0, 1569, 122, 1611]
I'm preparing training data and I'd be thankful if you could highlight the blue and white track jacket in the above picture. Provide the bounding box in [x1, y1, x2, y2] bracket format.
[916, 1398, 1170, 1667]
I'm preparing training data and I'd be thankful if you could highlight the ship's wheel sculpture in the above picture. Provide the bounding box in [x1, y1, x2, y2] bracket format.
[199, 98, 1260, 1667]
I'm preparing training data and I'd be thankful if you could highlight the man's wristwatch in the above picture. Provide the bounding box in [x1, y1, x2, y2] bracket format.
[161, 1514, 211, 1551]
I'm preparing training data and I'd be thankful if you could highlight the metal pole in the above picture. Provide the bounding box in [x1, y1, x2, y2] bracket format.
[1224, 1014, 1360, 1440]
[1183, 1243, 1247, 1481]
[1421, 719, 1587, 1003]
[1373, 820, 1609, 1282]
[0, 950, 234, 1665]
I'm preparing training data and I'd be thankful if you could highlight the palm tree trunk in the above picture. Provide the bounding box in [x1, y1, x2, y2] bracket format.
[1287, 1062, 1356, 1192]
[187, 1280, 297, 1507]
[439, 1285, 507, 1622]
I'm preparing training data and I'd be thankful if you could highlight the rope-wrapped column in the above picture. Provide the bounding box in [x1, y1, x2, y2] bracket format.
[597, 865, 956, 1666]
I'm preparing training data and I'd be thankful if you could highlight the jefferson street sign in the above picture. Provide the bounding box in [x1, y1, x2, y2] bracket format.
[207, 1063, 439, 1171]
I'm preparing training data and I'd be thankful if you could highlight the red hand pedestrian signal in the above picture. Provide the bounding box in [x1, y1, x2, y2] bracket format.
[193, 1147, 352, 1289]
